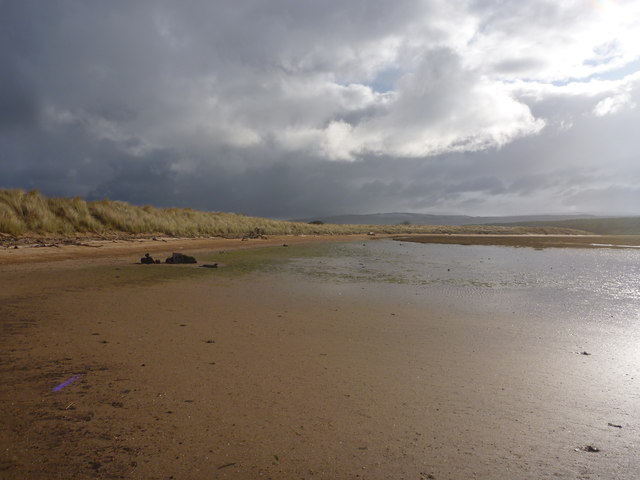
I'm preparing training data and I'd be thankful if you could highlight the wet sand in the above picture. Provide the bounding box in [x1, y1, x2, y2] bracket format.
[0, 234, 387, 266]
[1, 237, 639, 479]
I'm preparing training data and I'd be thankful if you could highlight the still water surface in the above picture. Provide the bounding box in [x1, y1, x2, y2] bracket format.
[287, 239, 640, 325]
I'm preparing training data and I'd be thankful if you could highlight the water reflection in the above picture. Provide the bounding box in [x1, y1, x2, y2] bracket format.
[289, 239, 640, 324]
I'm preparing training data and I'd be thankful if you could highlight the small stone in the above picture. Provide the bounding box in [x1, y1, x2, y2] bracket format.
[578, 445, 600, 453]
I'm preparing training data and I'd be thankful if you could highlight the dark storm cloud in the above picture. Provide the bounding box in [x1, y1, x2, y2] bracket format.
[0, 75, 40, 131]
[1, 0, 640, 217]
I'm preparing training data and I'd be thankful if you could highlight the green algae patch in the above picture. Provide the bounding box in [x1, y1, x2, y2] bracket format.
[53, 243, 335, 294]
[199, 243, 332, 277]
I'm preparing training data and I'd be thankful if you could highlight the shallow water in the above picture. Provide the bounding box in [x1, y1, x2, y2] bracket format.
[287, 239, 640, 326]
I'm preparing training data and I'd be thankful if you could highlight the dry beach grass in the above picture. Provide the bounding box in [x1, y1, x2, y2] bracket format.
[1, 188, 588, 240]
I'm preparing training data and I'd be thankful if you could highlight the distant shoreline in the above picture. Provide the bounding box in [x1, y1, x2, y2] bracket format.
[394, 233, 640, 249]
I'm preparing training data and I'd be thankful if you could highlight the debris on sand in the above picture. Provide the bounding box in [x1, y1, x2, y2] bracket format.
[52, 374, 83, 392]
[608, 422, 623, 429]
[576, 445, 600, 453]
[165, 252, 197, 264]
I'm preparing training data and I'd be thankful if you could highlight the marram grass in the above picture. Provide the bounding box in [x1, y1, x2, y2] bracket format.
[0, 189, 588, 238]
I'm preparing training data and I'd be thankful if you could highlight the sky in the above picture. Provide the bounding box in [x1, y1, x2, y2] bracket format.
[1, 0, 640, 219]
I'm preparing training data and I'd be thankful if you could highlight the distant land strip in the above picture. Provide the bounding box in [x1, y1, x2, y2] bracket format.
[394, 234, 640, 249]
[296, 212, 640, 235]
[487, 217, 640, 235]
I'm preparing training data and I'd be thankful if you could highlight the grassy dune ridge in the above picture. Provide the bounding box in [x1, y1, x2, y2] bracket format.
[0, 189, 589, 239]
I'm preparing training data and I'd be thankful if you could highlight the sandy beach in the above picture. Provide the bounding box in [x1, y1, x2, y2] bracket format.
[1, 235, 639, 479]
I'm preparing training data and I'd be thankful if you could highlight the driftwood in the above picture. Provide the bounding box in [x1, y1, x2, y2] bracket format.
[29, 239, 103, 249]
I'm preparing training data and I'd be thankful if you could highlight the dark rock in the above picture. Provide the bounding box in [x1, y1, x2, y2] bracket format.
[165, 252, 197, 264]
[140, 253, 156, 264]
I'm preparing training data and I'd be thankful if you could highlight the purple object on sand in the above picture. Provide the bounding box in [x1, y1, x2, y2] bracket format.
[52, 374, 83, 392]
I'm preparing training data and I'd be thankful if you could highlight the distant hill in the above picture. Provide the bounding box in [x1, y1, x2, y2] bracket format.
[297, 212, 640, 235]
[487, 217, 640, 235]
[296, 212, 598, 226]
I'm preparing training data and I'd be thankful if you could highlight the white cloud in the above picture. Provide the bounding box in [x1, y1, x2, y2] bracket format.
[71, 2, 640, 162]
[155, 0, 638, 161]
[466, 0, 640, 82]
[593, 91, 635, 116]
[322, 121, 359, 160]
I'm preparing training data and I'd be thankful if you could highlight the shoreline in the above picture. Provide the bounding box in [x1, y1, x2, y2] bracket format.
[3, 232, 640, 267]
[394, 233, 640, 249]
